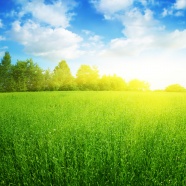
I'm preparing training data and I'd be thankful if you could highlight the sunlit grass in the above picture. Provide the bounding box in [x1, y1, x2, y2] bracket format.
[0, 91, 186, 185]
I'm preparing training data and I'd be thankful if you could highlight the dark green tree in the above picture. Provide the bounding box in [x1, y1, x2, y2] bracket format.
[12, 60, 29, 91]
[12, 59, 44, 91]
[0, 52, 15, 91]
[52, 60, 75, 90]
[76, 65, 99, 90]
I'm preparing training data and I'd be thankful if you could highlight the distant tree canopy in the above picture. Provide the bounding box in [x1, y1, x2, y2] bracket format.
[0, 52, 13, 92]
[1, 51, 185, 92]
[52, 60, 75, 90]
[128, 79, 150, 91]
[76, 65, 99, 90]
[165, 84, 185, 92]
[12, 59, 44, 91]
[99, 75, 127, 91]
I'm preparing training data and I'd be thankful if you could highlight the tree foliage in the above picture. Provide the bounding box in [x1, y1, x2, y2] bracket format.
[165, 84, 185, 92]
[1, 51, 185, 92]
[76, 65, 99, 90]
[12, 59, 43, 91]
[99, 75, 127, 91]
[128, 79, 150, 91]
[53, 60, 75, 90]
[0, 52, 14, 91]
[43, 69, 53, 91]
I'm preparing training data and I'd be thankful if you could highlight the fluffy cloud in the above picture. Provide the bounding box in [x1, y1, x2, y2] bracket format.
[8, 0, 84, 61]
[0, 36, 6, 41]
[100, 8, 161, 56]
[16, 0, 76, 28]
[82, 30, 104, 47]
[138, 0, 157, 6]
[0, 19, 3, 28]
[0, 19, 5, 41]
[101, 28, 186, 58]
[79, 30, 105, 57]
[91, 0, 134, 18]
[91, 0, 160, 18]
[99, 5, 186, 58]
[90, 0, 186, 60]
[174, 0, 186, 9]
[166, 29, 186, 49]
[121, 8, 160, 38]
[162, 3, 185, 17]
[101, 36, 153, 57]
[10, 20, 83, 60]
[162, 8, 173, 17]
[175, 11, 184, 16]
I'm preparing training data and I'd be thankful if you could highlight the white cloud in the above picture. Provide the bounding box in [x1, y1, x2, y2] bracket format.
[162, 5, 185, 17]
[167, 29, 186, 49]
[138, 0, 147, 6]
[174, 0, 186, 9]
[96, 6, 186, 58]
[0, 36, 6, 41]
[5, 10, 18, 18]
[91, 0, 161, 18]
[100, 36, 154, 58]
[81, 30, 105, 56]
[90, 8, 160, 58]
[100, 28, 186, 59]
[91, 0, 134, 18]
[92, 1, 161, 38]
[122, 8, 159, 38]
[162, 8, 173, 17]
[162, 8, 168, 17]
[0, 19, 6, 41]
[138, 0, 158, 6]
[8, 0, 84, 61]
[175, 11, 184, 16]
[0, 19, 3, 28]
[16, 0, 76, 28]
[10, 20, 83, 60]
[151, 30, 186, 51]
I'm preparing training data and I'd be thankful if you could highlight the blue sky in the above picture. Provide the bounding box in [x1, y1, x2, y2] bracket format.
[0, 0, 186, 89]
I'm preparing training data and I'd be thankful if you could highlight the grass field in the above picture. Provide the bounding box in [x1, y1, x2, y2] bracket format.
[0, 91, 186, 185]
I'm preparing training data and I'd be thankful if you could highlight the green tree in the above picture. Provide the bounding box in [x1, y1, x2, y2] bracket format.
[99, 75, 127, 91]
[43, 69, 53, 91]
[52, 60, 75, 90]
[76, 65, 99, 90]
[128, 79, 150, 91]
[165, 84, 185, 92]
[12, 60, 27, 91]
[0, 52, 15, 91]
[12, 59, 44, 91]
[27, 60, 44, 91]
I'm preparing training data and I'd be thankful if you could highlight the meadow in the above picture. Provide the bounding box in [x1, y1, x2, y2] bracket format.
[0, 91, 186, 185]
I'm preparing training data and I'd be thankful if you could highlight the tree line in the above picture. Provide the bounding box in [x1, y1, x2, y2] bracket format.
[0, 52, 185, 92]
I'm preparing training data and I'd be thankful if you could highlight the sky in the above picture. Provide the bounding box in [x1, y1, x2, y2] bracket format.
[0, 0, 186, 90]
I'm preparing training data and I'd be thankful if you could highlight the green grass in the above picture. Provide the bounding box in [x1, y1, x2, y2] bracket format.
[0, 91, 186, 185]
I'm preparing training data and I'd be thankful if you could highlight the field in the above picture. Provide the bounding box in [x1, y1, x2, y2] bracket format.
[0, 91, 186, 185]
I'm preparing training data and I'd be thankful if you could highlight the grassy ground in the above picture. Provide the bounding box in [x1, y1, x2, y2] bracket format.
[0, 91, 186, 185]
